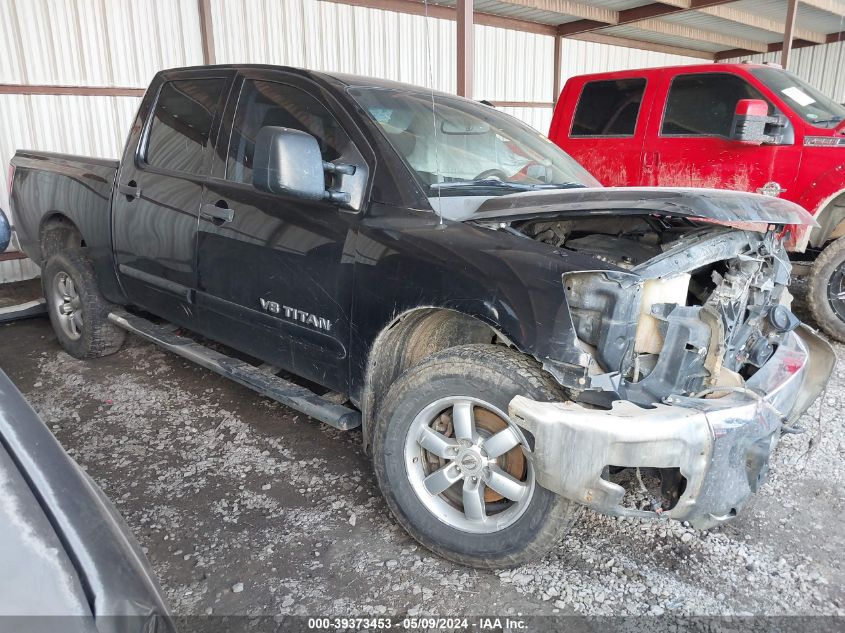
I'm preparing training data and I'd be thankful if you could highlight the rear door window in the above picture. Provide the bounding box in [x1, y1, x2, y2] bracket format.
[661, 73, 770, 137]
[144, 78, 227, 175]
[571, 78, 647, 137]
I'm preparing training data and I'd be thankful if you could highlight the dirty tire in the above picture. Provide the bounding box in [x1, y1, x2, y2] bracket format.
[372, 344, 580, 569]
[43, 248, 126, 359]
[807, 236, 845, 342]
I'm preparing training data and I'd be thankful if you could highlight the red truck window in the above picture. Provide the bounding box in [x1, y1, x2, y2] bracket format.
[661, 73, 770, 137]
[145, 79, 227, 175]
[571, 78, 646, 137]
[750, 67, 845, 128]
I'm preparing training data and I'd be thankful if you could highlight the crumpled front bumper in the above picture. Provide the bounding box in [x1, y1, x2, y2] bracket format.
[509, 325, 836, 529]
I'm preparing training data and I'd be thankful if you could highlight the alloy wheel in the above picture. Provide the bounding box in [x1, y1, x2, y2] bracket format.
[403, 396, 534, 533]
[51, 271, 83, 340]
[828, 262, 845, 323]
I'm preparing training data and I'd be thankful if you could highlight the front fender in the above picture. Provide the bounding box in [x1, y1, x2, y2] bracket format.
[798, 165, 845, 215]
[796, 166, 845, 249]
[348, 208, 622, 399]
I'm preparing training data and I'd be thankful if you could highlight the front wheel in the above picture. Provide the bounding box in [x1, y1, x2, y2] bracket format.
[372, 344, 580, 568]
[807, 236, 845, 342]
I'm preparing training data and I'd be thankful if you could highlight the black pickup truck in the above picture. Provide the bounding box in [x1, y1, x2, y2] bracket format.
[8, 65, 836, 568]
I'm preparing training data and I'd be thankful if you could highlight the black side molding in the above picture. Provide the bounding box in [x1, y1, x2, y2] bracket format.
[118, 264, 192, 303]
[108, 310, 361, 430]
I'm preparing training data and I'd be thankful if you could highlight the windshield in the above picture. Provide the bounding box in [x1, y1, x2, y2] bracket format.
[349, 87, 600, 195]
[752, 67, 845, 129]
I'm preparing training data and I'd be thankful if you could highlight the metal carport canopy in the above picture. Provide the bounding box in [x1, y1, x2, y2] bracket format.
[324, 0, 845, 101]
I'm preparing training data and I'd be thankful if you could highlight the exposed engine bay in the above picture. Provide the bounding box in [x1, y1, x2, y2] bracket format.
[467, 192, 831, 528]
[509, 215, 800, 409]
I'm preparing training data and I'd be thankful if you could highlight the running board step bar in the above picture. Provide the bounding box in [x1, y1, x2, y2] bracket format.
[108, 311, 361, 430]
[0, 298, 46, 323]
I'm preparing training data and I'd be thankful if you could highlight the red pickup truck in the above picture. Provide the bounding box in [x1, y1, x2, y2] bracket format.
[550, 62, 845, 342]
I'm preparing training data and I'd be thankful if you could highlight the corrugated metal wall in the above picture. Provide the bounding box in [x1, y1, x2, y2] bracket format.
[0, 0, 205, 280]
[725, 42, 845, 103]
[0, 0, 701, 281]
[209, 0, 700, 134]
[0, 0, 205, 85]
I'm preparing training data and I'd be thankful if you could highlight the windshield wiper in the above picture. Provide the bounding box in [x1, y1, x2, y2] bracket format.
[431, 179, 534, 191]
[810, 116, 844, 125]
[531, 182, 587, 190]
[430, 179, 587, 192]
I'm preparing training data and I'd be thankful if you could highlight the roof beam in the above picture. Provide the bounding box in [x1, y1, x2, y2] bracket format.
[197, 0, 216, 65]
[568, 31, 716, 59]
[552, 34, 562, 104]
[321, 0, 558, 36]
[715, 38, 823, 59]
[558, 0, 736, 37]
[493, 0, 618, 24]
[457, 0, 473, 97]
[714, 29, 845, 60]
[782, 0, 799, 67]
[0, 84, 145, 96]
[624, 18, 771, 52]
[697, 6, 827, 43]
[656, 0, 694, 7]
[799, 0, 845, 16]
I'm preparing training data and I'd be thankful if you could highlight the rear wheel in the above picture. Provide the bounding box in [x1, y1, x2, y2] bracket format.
[807, 236, 845, 342]
[43, 249, 126, 358]
[372, 344, 579, 568]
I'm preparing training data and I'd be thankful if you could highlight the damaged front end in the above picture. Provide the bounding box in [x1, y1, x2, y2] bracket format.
[507, 215, 836, 528]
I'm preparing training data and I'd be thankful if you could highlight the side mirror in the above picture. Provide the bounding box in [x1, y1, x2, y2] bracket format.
[252, 127, 354, 203]
[729, 99, 773, 145]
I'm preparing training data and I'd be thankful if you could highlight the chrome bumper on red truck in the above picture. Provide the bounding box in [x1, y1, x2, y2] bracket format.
[509, 325, 836, 529]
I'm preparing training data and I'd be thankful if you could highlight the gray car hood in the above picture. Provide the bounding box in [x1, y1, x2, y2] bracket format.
[0, 370, 173, 632]
[0, 447, 93, 622]
[439, 187, 817, 227]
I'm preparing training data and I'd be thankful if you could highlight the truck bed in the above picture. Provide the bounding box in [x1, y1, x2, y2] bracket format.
[10, 151, 118, 266]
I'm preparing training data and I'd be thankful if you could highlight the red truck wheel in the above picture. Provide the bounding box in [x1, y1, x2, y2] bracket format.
[807, 236, 845, 342]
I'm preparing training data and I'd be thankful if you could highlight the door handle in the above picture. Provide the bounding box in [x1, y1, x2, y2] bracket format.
[118, 181, 141, 200]
[200, 201, 235, 224]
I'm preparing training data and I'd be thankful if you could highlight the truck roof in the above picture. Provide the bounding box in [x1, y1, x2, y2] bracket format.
[567, 62, 773, 82]
[157, 64, 454, 97]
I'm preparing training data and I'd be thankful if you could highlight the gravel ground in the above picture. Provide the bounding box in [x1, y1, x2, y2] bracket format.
[0, 278, 41, 308]
[1, 300, 844, 619]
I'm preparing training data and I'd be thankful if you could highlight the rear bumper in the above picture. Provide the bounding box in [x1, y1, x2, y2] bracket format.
[509, 325, 836, 529]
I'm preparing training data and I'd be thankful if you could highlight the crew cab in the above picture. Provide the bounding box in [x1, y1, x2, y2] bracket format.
[7, 65, 835, 568]
[550, 62, 845, 343]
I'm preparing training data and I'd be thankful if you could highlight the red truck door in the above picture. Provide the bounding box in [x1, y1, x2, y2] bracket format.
[550, 75, 652, 186]
[642, 71, 801, 194]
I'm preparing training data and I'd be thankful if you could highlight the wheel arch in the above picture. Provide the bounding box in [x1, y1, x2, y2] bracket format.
[38, 212, 85, 264]
[808, 191, 845, 249]
[359, 307, 521, 452]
